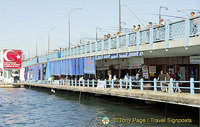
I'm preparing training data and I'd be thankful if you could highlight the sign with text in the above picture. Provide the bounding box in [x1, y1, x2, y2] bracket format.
[149, 66, 156, 73]
[84, 57, 95, 74]
[142, 66, 149, 79]
[3, 49, 22, 69]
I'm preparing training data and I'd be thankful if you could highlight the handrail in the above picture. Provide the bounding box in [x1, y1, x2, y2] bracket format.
[22, 15, 200, 67]
[25, 78, 200, 95]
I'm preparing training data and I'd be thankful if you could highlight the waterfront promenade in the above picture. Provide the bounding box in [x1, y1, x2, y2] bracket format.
[4, 79, 199, 108]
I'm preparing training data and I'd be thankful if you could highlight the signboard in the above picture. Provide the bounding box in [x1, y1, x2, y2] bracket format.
[180, 67, 185, 81]
[3, 49, 22, 69]
[142, 66, 149, 79]
[149, 66, 156, 73]
[84, 57, 95, 74]
[96, 65, 109, 70]
[190, 56, 200, 64]
[97, 80, 106, 90]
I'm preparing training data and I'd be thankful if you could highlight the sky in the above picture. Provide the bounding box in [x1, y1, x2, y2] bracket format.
[0, 0, 199, 58]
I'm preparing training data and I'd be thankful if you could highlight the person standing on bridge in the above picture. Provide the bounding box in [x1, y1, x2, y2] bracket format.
[191, 12, 198, 35]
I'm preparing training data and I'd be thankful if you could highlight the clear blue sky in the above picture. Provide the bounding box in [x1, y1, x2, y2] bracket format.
[0, 0, 199, 58]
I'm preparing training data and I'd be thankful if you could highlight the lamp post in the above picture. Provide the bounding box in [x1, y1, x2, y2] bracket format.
[159, 6, 168, 24]
[119, 0, 121, 32]
[68, 8, 82, 49]
[48, 27, 56, 54]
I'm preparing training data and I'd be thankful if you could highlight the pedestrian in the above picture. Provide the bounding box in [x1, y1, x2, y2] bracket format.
[133, 25, 136, 32]
[136, 71, 140, 81]
[147, 22, 153, 29]
[174, 72, 181, 93]
[136, 24, 141, 31]
[157, 70, 166, 92]
[191, 12, 198, 35]
[108, 73, 112, 86]
[169, 71, 175, 80]
[124, 73, 129, 89]
[165, 72, 171, 93]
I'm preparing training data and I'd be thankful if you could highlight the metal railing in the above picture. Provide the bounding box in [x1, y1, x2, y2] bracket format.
[25, 78, 200, 95]
[22, 16, 200, 67]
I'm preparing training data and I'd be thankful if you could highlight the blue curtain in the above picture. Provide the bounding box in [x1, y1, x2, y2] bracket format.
[84, 57, 95, 74]
[61, 60, 66, 75]
[75, 58, 79, 75]
[68, 59, 72, 75]
[24, 67, 28, 80]
[29, 66, 31, 80]
[72, 59, 76, 75]
[45, 58, 50, 80]
[65, 59, 69, 75]
[79, 58, 84, 75]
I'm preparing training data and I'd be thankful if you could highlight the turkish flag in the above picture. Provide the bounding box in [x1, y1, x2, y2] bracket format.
[3, 49, 22, 69]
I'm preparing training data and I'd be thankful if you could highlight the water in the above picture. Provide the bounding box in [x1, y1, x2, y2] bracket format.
[0, 88, 199, 127]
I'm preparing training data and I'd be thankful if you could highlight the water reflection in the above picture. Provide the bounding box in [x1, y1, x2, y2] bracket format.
[0, 88, 198, 127]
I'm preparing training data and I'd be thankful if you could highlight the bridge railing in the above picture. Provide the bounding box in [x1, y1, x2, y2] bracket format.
[25, 78, 200, 95]
[22, 15, 200, 67]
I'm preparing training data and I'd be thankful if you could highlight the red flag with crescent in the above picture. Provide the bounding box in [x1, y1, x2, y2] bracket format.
[3, 49, 22, 69]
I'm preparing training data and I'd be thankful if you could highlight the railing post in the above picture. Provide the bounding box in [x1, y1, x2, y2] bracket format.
[140, 78, 143, 91]
[136, 31, 140, 51]
[87, 79, 89, 87]
[108, 38, 111, 54]
[90, 43, 92, 56]
[154, 78, 157, 92]
[80, 44, 83, 57]
[111, 79, 114, 89]
[190, 78, 194, 95]
[116, 36, 119, 53]
[101, 40, 104, 55]
[71, 79, 73, 86]
[85, 45, 87, 57]
[83, 80, 85, 87]
[129, 78, 132, 90]
[66, 80, 68, 86]
[120, 79, 122, 89]
[92, 79, 94, 88]
[95, 41, 98, 54]
[170, 78, 174, 93]
[165, 22, 169, 49]
[104, 79, 107, 88]
[79, 80, 80, 87]
[62, 80, 64, 86]
[75, 79, 77, 87]
[184, 18, 190, 47]
[126, 33, 130, 52]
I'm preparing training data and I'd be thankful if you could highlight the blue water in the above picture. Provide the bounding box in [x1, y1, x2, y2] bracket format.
[0, 88, 198, 127]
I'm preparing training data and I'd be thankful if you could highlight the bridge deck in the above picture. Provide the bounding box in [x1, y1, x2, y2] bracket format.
[22, 83, 200, 108]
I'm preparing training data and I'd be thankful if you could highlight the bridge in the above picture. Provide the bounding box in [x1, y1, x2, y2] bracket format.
[20, 16, 200, 108]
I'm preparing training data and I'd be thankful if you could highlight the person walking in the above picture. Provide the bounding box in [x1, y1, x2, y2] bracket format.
[165, 72, 171, 93]
[157, 70, 166, 92]
[124, 73, 129, 89]
[175, 72, 181, 93]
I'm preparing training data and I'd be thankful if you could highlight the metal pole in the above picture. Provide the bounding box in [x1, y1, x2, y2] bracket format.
[119, 0, 121, 32]
[68, 8, 82, 49]
[159, 7, 161, 24]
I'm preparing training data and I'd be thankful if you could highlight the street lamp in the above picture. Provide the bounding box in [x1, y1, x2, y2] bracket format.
[68, 8, 83, 49]
[48, 27, 56, 54]
[159, 6, 168, 24]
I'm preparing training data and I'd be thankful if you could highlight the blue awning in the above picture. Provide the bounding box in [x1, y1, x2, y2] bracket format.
[103, 54, 110, 59]
[119, 53, 128, 58]
[95, 55, 103, 60]
[111, 54, 118, 59]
